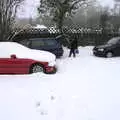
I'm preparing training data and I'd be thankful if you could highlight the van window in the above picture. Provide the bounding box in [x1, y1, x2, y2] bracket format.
[19, 40, 30, 47]
[44, 39, 57, 46]
[30, 39, 45, 48]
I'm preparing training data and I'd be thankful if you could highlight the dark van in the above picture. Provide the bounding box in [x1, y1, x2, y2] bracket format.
[18, 37, 64, 58]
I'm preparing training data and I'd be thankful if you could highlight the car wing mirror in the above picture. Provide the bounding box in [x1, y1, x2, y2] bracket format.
[10, 54, 17, 59]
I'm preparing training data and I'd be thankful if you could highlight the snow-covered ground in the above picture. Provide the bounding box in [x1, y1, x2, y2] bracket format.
[0, 46, 120, 120]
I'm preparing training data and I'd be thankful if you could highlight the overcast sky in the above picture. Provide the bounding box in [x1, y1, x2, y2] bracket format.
[18, 0, 115, 18]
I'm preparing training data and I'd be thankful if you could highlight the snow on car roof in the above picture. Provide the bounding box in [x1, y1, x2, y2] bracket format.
[0, 42, 56, 62]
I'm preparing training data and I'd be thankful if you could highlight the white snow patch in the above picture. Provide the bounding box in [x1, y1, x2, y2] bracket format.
[0, 46, 120, 120]
[33, 24, 47, 29]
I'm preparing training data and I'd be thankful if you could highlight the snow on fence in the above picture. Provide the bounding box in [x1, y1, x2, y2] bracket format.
[12, 26, 120, 46]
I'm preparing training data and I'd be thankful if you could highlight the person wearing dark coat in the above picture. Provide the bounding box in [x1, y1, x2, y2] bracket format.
[69, 38, 78, 57]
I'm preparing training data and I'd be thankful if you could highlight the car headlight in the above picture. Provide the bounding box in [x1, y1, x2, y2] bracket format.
[98, 48, 104, 51]
[48, 61, 56, 67]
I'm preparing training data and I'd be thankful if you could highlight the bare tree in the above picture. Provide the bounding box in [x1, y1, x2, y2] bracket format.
[38, 0, 90, 33]
[0, 0, 24, 41]
[8, 24, 32, 41]
[100, 8, 110, 33]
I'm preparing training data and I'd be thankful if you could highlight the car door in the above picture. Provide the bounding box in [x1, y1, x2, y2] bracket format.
[44, 38, 58, 53]
[0, 57, 28, 74]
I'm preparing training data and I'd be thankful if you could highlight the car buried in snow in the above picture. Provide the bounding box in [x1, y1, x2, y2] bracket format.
[0, 42, 56, 74]
[93, 37, 120, 58]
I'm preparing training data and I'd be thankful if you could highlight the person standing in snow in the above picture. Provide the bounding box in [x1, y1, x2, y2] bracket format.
[69, 36, 78, 57]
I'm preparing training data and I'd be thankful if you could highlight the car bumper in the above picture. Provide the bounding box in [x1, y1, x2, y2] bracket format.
[45, 66, 57, 74]
[93, 50, 105, 57]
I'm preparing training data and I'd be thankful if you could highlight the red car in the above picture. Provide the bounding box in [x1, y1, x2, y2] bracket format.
[0, 42, 56, 74]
